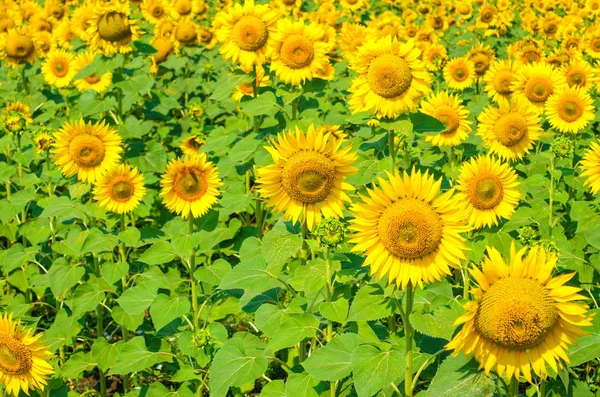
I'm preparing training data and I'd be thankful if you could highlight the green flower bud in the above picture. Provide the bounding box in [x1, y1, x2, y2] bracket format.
[551, 135, 574, 158]
[3, 111, 27, 134]
[535, 239, 558, 254]
[517, 225, 538, 244]
[192, 328, 211, 347]
[315, 218, 347, 248]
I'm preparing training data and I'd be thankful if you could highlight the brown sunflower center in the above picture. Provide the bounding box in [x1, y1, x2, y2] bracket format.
[592, 39, 600, 52]
[150, 4, 164, 18]
[6, 35, 34, 59]
[174, 0, 192, 14]
[469, 173, 504, 210]
[233, 15, 268, 51]
[435, 106, 460, 135]
[524, 78, 552, 103]
[281, 151, 335, 204]
[110, 179, 135, 201]
[200, 28, 213, 44]
[493, 70, 514, 95]
[471, 54, 489, 75]
[367, 54, 412, 98]
[176, 21, 197, 43]
[558, 99, 583, 122]
[522, 50, 542, 64]
[543, 21, 557, 34]
[52, 59, 69, 77]
[567, 71, 586, 87]
[452, 65, 468, 81]
[85, 73, 101, 84]
[0, 17, 15, 33]
[0, 337, 32, 375]
[475, 277, 558, 350]
[347, 0, 359, 4]
[173, 167, 208, 201]
[495, 113, 527, 147]
[480, 8, 494, 23]
[98, 11, 132, 43]
[377, 198, 442, 260]
[280, 34, 315, 69]
[69, 134, 106, 168]
[282, 0, 297, 5]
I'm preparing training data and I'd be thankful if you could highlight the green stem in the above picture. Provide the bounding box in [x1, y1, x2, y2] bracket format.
[189, 216, 199, 329]
[404, 284, 415, 397]
[548, 155, 555, 237]
[324, 247, 334, 343]
[411, 349, 445, 394]
[94, 254, 107, 397]
[21, 65, 28, 94]
[298, 212, 309, 362]
[538, 378, 545, 397]
[119, 213, 130, 395]
[510, 377, 520, 397]
[388, 130, 396, 171]
[462, 264, 470, 299]
[252, 66, 260, 134]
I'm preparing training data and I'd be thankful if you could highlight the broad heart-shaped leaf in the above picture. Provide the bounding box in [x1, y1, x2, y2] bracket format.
[268, 313, 320, 352]
[91, 338, 123, 372]
[67, 282, 106, 318]
[149, 294, 191, 331]
[47, 260, 85, 297]
[284, 373, 321, 397]
[109, 337, 160, 375]
[147, 382, 195, 397]
[410, 111, 447, 136]
[116, 282, 158, 316]
[138, 241, 178, 265]
[241, 91, 278, 117]
[209, 338, 268, 397]
[351, 344, 404, 397]
[409, 300, 462, 341]
[259, 380, 286, 397]
[302, 333, 360, 381]
[567, 308, 600, 367]
[347, 284, 397, 322]
[319, 298, 349, 324]
[427, 354, 495, 397]
[262, 219, 302, 268]
[218, 254, 280, 292]
[194, 259, 231, 286]
[61, 351, 97, 379]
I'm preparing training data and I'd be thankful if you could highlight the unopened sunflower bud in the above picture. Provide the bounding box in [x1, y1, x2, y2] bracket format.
[192, 328, 211, 347]
[551, 135, 574, 158]
[315, 218, 346, 248]
[3, 111, 27, 134]
[33, 130, 55, 154]
[186, 104, 205, 120]
[517, 225, 538, 244]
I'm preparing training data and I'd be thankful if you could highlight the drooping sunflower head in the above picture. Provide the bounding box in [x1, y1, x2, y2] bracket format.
[73, 51, 113, 93]
[580, 141, 600, 194]
[512, 62, 567, 113]
[41, 49, 76, 88]
[2, 111, 27, 134]
[53, 119, 123, 183]
[443, 57, 476, 91]
[349, 169, 471, 289]
[483, 59, 516, 105]
[33, 130, 55, 154]
[150, 34, 179, 73]
[0, 27, 38, 67]
[160, 154, 222, 219]
[174, 18, 199, 45]
[86, 1, 140, 54]
[545, 86, 595, 134]
[0, 313, 54, 397]
[257, 125, 358, 230]
[447, 243, 594, 382]
[92, 163, 146, 214]
[419, 91, 472, 147]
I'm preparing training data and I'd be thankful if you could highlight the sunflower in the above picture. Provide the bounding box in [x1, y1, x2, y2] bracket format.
[483, 59, 516, 105]
[33, 131, 55, 154]
[456, 156, 520, 228]
[93, 164, 146, 214]
[540, 13, 560, 40]
[71, 4, 95, 41]
[443, 57, 476, 91]
[580, 141, 600, 194]
[86, 1, 141, 54]
[446, 244, 593, 382]
[0, 27, 38, 67]
[174, 18, 200, 46]
[180, 134, 206, 155]
[160, 154, 222, 219]
[141, 0, 175, 25]
[545, 87, 595, 134]
[41, 49, 76, 88]
[561, 58, 596, 90]
[419, 91, 471, 147]
[199, 26, 217, 49]
[348, 36, 431, 119]
[316, 124, 346, 140]
[150, 35, 178, 73]
[468, 42, 495, 77]
[269, 19, 332, 86]
[348, 169, 470, 289]
[477, 102, 542, 161]
[3, 102, 32, 125]
[257, 125, 358, 231]
[172, 0, 201, 18]
[338, 22, 368, 64]
[512, 62, 567, 113]
[213, 0, 278, 72]
[0, 313, 54, 397]
[72, 51, 113, 93]
[53, 119, 123, 183]
[54, 20, 77, 49]
[422, 43, 448, 72]
[231, 66, 270, 101]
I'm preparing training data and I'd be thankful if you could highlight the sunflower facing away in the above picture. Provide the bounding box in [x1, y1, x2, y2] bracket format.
[0, 27, 38, 67]
[443, 57, 476, 91]
[446, 244, 593, 382]
[160, 154, 222, 219]
[257, 125, 358, 231]
[0, 313, 54, 397]
[457, 156, 520, 229]
[41, 49, 76, 88]
[348, 169, 470, 289]
[579, 141, 600, 194]
[93, 164, 146, 214]
[477, 101, 542, 161]
[512, 62, 567, 114]
[545, 87, 595, 134]
[419, 91, 472, 147]
[213, 0, 279, 72]
[53, 119, 123, 183]
[86, 1, 141, 54]
[348, 36, 431, 119]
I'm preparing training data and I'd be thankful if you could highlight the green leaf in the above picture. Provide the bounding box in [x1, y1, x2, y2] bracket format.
[194, 259, 231, 286]
[39, 196, 86, 219]
[302, 333, 360, 381]
[92, 338, 123, 372]
[116, 282, 158, 316]
[133, 40, 158, 55]
[112, 305, 144, 331]
[262, 220, 302, 268]
[47, 260, 85, 297]
[218, 255, 280, 292]
[268, 313, 319, 352]
[147, 383, 194, 397]
[138, 241, 178, 265]
[427, 354, 495, 397]
[241, 91, 277, 116]
[118, 227, 141, 246]
[351, 344, 404, 397]
[347, 284, 397, 322]
[410, 111, 447, 135]
[409, 301, 462, 340]
[68, 282, 106, 318]
[81, 228, 118, 254]
[61, 351, 97, 379]
[109, 337, 160, 375]
[149, 294, 191, 330]
[284, 373, 321, 397]
[259, 380, 286, 397]
[319, 298, 349, 324]
[567, 308, 600, 367]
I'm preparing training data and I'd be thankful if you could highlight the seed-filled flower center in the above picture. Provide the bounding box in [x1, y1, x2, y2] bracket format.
[471, 54, 489, 75]
[567, 71, 585, 87]
[522, 50, 541, 64]
[174, 167, 208, 201]
[98, 11, 132, 43]
[69, 134, 106, 167]
[435, 106, 460, 135]
[176, 21, 197, 43]
[493, 71, 514, 95]
[174, 0, 192, 14]
[524, 78, 552, 103]
[480, 8, 494, 22]
[475, 277, 558, 350]
[469, 173, 504, 210]
[377, 198, 442, 260]
[452, 65, 468, 81]
[280, 34, 315, 69]
[495, 113, 527, 147]
[233, 15, 268, 51]
[282, 0, 297, 6]
[110, 179, 135, 201]
[543, 21, 557, 34]
[0, 337, 32, 375]
[85, 73, 101, 84]
[150, 4, 164, 18]
[6, 35, 34, 59]
[52, 59, 69, 77]
[367, 54, 413, 98]
[558, 99, 583, 122]
[281, 151, 335, 204]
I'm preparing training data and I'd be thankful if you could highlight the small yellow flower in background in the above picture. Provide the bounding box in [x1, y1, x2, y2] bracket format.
[93, 164, 146, 214]
[73, 51, 113, 93]
[141, 0, 175, 25]
[0, 313, 54, 397]
[180, 133, 207, 156]
[2, 112, 27, 134]
[160, 154, 222, 219]
[419, 91, 471, 147]
[447, 243, 594, 382]
[231, 67, 270, 102]
[33, 130, 55, 154]
[468, 42, 496, 78]
[443, 57, 476, 91]
[545, 86, 595, 134]
[579, 141, 600, 194]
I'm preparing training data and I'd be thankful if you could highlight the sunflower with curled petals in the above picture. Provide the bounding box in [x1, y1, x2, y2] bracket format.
[257, 125, 358, 231]
[419, 91, 471, 147]
[456, 156, 520, 229]
[213, 0, 278, 72]
[579, 141, 600, 194]
[349, 36, 431, 119]
[348, 169, 471, 289]
[447, 243, 594, 382]
[545, 86, 595, 134]
[86, 1, 141, 55]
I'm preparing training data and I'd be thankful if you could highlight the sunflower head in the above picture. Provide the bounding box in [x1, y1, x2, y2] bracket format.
[93, 163, 146, 214]
[1, 27, 37, 66]
[2, 111, 27, 134]
[33, 130, 55, 154]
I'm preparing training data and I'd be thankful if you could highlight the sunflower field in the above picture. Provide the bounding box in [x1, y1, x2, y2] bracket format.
[2, 0, 600, 396]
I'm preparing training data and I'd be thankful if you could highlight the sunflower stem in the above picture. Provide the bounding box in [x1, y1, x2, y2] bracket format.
[404, 283, 415, 397]
[21, 64, 28, 95]
[252, 65, 260, 134]
[510, 377, 520, 397]
[118, 213, 130, 394]
[93, 253, 107, 397]
[324, 247, 334, 343]
[189, 216, 199, 329]
[298, 213, 309, 362]
[411, 348, 445, 393]
[388, 129, 396, 171]
[548, 154, 555, 237]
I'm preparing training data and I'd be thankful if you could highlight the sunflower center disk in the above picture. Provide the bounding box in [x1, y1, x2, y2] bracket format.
[470, 173, 504, 210]
[85, 73, 101, 84]
[475, 277, 559, 350]
[495, 113, 527, 147]
[98, 11, 132, 43]
[452, 66, 468, 81]
[69, 134, 106, 167]
[378, 198, 442, 260]
[282, 0, 296, 6]
[525, 78, 552, 103]
[111, 180, 135, 202]
[281, 151, 335, 204]
[543, 21, 557, 34]
[174, 168, 207, 201]
[481, 10, 493, 22]
[435, 106, 460, 135]
[367, 54, 412, 98]
[52, 60, 68, 77]
[280, 34, 315, 69]
[151, 5, 164, 18]
[472, 54, 488, 75]
[567, 72, 585, 87]
[175, 0, 192, 14]
[6, 36, 34, 59]
[233, 15, 268, 51]
[559, 100, 583, 122]
[0, 337, 32, 375]
[493, 72, 513, 95]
